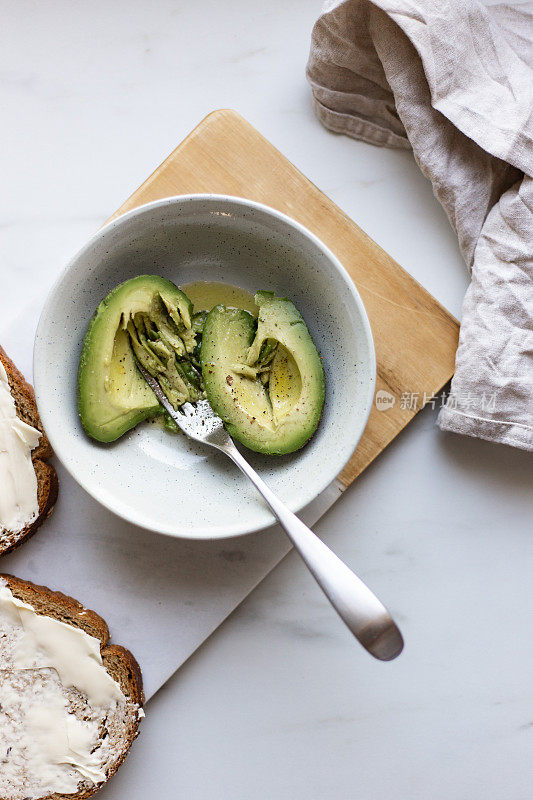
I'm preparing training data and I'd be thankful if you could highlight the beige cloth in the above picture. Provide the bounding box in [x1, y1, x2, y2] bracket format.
[307, 0, 533, 451]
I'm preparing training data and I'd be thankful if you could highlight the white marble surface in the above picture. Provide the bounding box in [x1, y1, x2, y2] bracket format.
[2, 1, 532, 798]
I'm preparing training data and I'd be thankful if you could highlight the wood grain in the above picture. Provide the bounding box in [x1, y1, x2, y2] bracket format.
[108, 109, 459, 489]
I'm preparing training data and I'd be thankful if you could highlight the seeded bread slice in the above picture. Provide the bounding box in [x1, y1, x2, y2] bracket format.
[0, 574, 144, 800]
[0, 346, 59, 556]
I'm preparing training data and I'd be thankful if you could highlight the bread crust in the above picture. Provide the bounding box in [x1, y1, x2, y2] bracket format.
[1, 573, 144, 800]
[0, 346, 59, 556]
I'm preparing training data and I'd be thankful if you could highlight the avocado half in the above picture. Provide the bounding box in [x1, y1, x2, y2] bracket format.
[78, 275, 202, 442]
[200, 292, 325, 455]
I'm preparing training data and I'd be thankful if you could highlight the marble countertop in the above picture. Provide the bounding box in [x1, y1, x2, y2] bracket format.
[2, 1, 532, 798]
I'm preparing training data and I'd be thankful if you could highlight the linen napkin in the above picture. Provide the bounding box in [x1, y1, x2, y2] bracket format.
[307, 0, 533, 451]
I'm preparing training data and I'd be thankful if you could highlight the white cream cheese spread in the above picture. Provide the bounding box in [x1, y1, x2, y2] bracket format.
[0, 361, 41, 533]
[0, 582, 129, 799]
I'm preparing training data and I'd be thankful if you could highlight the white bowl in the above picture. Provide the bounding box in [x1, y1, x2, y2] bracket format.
[34, 195, 375, 539]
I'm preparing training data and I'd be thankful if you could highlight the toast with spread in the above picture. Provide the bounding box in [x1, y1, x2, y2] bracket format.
[0, 574, 144, 799]
[0, 346, 58, 555]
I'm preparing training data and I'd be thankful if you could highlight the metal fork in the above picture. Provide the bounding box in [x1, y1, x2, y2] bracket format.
[136, 362, 404, 661]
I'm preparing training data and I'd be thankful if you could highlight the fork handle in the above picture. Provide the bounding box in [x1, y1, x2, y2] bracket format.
[222, 442, 403, 661]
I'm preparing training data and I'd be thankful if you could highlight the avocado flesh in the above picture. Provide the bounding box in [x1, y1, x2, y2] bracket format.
[200, 293, 325, 455]
[78, 275, 202, 442]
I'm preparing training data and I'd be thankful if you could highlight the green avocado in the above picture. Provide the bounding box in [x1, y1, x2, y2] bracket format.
[78, 275, 203, 442]
[200, 291, 325, 455]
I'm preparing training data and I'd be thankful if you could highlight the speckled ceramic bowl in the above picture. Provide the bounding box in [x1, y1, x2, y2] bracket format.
[34, 196, 375, 539]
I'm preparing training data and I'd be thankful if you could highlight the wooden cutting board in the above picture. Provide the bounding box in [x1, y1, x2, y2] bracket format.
[109, 109, 459, 489]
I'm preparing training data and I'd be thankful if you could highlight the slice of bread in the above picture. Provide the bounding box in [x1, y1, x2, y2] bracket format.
[0, 346, 59, 556]
[0, 573, 144, 800]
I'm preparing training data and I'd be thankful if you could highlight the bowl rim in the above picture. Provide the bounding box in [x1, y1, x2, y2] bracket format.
[34, 193, 376, 539]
